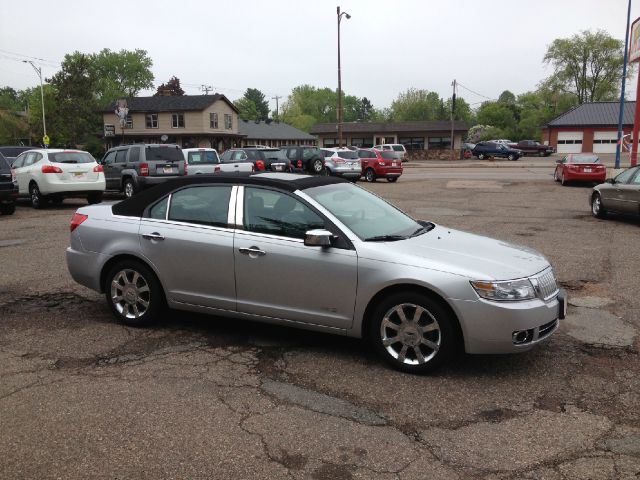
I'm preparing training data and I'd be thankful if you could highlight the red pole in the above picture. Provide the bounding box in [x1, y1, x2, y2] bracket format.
[632, 72, 640, 167]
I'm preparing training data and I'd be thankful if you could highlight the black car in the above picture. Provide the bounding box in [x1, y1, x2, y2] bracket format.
[100, 144, 185, 198]
[0, 152, 17, 215]
[0, 146, 34, 165]
[281, 145, 325, 174]
[472, 142, 523, 161]
[220, 148, 291, 172]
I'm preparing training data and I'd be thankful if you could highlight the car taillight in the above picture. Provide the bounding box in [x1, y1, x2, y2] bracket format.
[70, 213, 88, 232]
[214, 166, 221, 173]
[42, 165, 63, 174]
[297, 160, 302, 168]
[184, 161, 188, 175]
[140, 163, 149, 176]
[334, 158, 345, 164]
[251, 164, 255, 172]
[10, 169, 16, 182]
[93, 165, 103, 173]
[256, 160, 265, 171]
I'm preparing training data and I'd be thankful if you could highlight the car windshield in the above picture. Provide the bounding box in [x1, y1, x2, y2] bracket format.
[381, 152, 396, 160]
[392, 145, 404, 152]
[48, 152, 95, 164]
[570, 155, 600, 164]
[305, 183, 425, 241]
[336, 151, 358, 160]
[188, 151, 219, 164]
[146, 146, 184, 161]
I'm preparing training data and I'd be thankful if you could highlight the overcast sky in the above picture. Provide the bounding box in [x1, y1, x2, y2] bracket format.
[1, 0, 639, 112]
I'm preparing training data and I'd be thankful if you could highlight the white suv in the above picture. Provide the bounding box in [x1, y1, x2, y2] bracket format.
[373, 144, 408, 162]
[12, 149, 105, 208]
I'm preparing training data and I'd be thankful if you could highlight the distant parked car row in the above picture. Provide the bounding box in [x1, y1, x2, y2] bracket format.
[463, 140, 554, 160]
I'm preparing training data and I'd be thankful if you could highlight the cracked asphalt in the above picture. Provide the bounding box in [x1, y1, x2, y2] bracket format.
[0, 167, 639, 479]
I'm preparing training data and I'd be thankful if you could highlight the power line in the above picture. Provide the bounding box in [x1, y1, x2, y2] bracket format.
[456, 81, 495, 101]
[0, 49, 60, 68]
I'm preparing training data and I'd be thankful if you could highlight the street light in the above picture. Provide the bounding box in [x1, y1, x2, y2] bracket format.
[23, 60, 47, 146]
[337, 6, 351, 147]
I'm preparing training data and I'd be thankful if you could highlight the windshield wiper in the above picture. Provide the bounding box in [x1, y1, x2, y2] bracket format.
[364, 234, 407, 242]
[409, 223, 435, 237]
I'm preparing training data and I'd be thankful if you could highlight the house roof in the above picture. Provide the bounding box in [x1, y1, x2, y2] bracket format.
[102, 94, 239, 113]
[547, 101, 636, 127]
[310, 121, 469, 135]
[238, 120, 316, 140]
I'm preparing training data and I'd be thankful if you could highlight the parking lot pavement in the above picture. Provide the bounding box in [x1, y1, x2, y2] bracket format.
[1, 176, 639, 479]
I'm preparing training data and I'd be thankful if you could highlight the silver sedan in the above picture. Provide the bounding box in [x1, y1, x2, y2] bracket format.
[66, 173, 566, 373]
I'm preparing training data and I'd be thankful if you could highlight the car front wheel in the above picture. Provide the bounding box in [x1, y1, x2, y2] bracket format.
[561, 171, 568, 186]
[553, 169, 560, 182]
[123, 179, 136, 198]
[29, 183, 46, 209]
[478, 153, 485, 160]
[507, 154, 516, 161]
[310, 159, 324, 175]
[591, 193, 607, 219]
[369, 292, 457, 374]
[105, 260, 164, 327]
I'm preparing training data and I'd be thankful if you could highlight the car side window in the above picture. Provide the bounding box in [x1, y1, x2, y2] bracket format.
[23, 152, 39, 167]
[149, 196, 169, 220]
[102, 151, 117, 165]
[243, 187, 325, 240]
[168, 186, 232, 227]
[115, 150, 127, 163]
[12, 153, 26, 168]
[129, 147, 140, 163]
[630, 168, 640, 185]
[615, 168, 637, 184]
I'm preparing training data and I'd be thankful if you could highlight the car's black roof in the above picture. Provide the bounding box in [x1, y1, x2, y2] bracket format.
[111, 173, 349, 217]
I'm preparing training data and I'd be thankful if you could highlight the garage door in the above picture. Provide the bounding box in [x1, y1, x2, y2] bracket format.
[593, 131, 618, 154]
[557, 132, 583, 153]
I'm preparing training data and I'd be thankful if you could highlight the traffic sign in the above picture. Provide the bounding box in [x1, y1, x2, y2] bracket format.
[43, 135, 50, 146]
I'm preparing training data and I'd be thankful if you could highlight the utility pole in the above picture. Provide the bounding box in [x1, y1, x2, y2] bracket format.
[23, 60, 47, 145]
[450, 79, 457, 160]
[337, 6, 351, 147]
[201, 84, 213, 95]
[272, 95, 282, 119]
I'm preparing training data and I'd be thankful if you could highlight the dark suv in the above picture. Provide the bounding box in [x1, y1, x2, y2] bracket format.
[101, 144, 185, 198]
[220, 148, 291, 172]
[472, 142, 523, 161]
[281, 145, 325, 174]
[0, 152, 17, 215]
[0, 146, 34, 165]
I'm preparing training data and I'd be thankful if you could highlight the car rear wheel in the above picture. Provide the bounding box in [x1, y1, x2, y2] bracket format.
[87, 192, 103, 204]
[105, 260, 164, 327]
[369, 292, 457, 374]
[365, 168, 376, 182]
[539, 151, 545, 157]
[123, 179, 136, 198]
[0, 202, 15, 215]
[507, 154, 516, 161]
[591, 193, 607, 219]
[310, 159, 324, 175]
[29, 183, 46, 209]
[478, 153, 485, 160]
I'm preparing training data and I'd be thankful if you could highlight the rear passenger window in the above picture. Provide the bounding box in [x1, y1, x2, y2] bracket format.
[149, 197, 169, 220]
[129, 147, 140, 163]
[115, 150, 127, 163]
[168, 186, 231, 227]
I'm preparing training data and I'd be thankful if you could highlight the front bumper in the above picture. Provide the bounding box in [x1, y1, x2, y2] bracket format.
[450, 290, 565, 354]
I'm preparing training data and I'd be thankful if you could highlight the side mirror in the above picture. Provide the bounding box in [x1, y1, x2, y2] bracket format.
[606, 178, 615, 184]
[555, 159, 562, 164]
[304, 229, 334, 247]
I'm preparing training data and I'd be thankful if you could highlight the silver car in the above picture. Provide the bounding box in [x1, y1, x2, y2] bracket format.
[321, 148, 362, 180]
[66, 174, 566, 373]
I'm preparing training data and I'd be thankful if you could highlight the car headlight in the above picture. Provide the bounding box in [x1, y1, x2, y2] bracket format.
[470, 279, 536, 301]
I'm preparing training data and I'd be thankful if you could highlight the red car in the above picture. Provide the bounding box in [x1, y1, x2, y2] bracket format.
[554, 154, 606, 186]
[357, 148, 403, 182]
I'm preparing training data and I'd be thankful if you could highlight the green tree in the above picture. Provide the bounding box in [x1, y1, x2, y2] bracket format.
[0, 110, 29, 144]
[155, 76, 185, 96]
[443, 96, 473, 123]
[92, 48, 154, 105]
[476, 101, 517, 138]
[543, 30, 630, 104]
[234, 97, 261, 121]
[498, 90, 516, 104]
[359, 97, 374, 121]
[390, 88, 446, 121]
[48, 52, 100, 145]
[241, 88, 270, 120]
[0, 87, 23, 111]
[280, 85, 338, 130]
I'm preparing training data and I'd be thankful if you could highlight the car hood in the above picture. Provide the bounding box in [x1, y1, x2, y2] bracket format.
[364, 225, 550, 280]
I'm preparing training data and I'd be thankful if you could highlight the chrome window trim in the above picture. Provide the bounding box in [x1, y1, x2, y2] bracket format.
[165, 193, 172, 221]
[228, 185, 238, 226]
[234, 229, 305, 244]
[140, 217, 235, 234]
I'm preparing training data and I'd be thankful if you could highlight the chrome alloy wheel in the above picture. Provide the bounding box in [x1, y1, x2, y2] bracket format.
[110, 269, 151, 319]
[380, 303, 441, 365]
[124, 181, 134, 198]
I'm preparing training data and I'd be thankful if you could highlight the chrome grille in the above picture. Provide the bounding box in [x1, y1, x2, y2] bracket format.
[532, 268, 559, 300]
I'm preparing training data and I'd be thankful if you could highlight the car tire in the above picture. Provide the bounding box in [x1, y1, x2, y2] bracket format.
[539, 151, 545, 157]
[369, 291, 458, 374]
[350, 177, 358, 183]
[87, 192, 103, 204]
[123, 178, 137, 199]
[365, 168, 376, 182]
[0, 202, 16, 215]
[561, 172, 568, 186]
[51, 195, 64, 206]
[507, 154, 516, 161]
[478, 153, 485, 160]
[104, 260, 164, 327]
[387, 177, 398, 183]
[591, 193, 607, 219]
[29, 182, 46, 209]
[553, 169, 560, 182]
[310, 159, 324, 175]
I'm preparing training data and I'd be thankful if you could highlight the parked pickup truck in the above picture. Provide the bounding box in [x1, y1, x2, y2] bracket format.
[507, 140, 555, 157]
[183, 148, 254, 175]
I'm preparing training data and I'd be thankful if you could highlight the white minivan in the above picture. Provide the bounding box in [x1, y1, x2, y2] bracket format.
[373, 144, 408, 162]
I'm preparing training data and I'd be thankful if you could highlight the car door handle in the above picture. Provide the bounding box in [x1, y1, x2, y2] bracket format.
[238, 246, 266, 256]
[142, 232, 165, 241]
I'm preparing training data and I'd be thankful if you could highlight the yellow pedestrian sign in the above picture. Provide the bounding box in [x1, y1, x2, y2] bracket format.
[43, 135, 50, 146]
